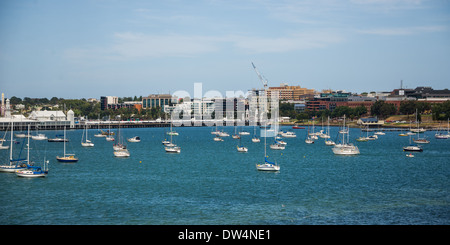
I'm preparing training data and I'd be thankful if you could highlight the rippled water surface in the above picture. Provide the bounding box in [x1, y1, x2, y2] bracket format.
[1, 126, 449, 224]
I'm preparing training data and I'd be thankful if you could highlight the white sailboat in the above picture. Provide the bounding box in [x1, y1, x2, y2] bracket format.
[94, 117, 106, 137]
[0, 122, 27, 173]
[113, 148, 130, 157]
[81, 122, 94, 147]
[435, 118, 449, 139]
[412, 110, 429, 144]
[113, 122, 130, 157]
[236, 135, 248, 152]
[332, 115, 360, 155]
[256, 124, 280, 171]
[324, 116, 335, 145]
[251, 126, 260, 142]
[232, 126, 240, 139]
[113, 122, 126, 150]
[403, 133, 423, 152]
[213, 136, 224, 141]
[15, 125, 49, 178]
[105, 122, 115, 141]
[167, 120, 179, 136]
[0, 125, 10, 150]
[165, 121, 181, 153]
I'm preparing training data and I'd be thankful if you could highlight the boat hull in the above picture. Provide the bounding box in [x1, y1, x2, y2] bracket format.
[16, 170, 48, 178]
[403, 147, 423, 152]
[256, 163, 280, 171]
[0, 165, 26, 173]
[56, 156, 79, 162]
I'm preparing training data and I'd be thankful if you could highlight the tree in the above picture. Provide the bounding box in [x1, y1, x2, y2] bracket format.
[371, 101, 396, 119]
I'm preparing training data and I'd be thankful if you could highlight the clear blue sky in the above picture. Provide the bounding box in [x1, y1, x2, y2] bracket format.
[1, 0, 449, 99]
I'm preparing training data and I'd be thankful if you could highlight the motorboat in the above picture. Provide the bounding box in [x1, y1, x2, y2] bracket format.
[127, 136, 141, 143]
[403, 145, 423, 152]
[32, 133, 47, 141]
[281, 131, 296, 138]
[325, 140, 335, 146]
[406, 153, 414, 158]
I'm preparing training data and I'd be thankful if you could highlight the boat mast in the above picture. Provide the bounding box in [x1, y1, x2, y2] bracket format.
[63, 126, 66, 157]
[27, 124, 30, 165]
[9, 121, 13, 165]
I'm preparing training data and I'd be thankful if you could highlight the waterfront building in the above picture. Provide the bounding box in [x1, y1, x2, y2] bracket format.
[100, 96, 118, 110]
[267, 83, 315, 101]
[142, 94, 172, 110]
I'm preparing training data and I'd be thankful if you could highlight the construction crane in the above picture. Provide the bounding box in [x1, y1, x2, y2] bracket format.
[251, 62, 268, 89]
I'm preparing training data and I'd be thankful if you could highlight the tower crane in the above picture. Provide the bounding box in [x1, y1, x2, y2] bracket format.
[251, 62, 268, 89]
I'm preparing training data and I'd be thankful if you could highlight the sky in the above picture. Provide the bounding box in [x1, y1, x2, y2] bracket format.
[0, 0, 449, 100]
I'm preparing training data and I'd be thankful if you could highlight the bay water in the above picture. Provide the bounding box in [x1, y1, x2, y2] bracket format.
[0, 126, 449, 225]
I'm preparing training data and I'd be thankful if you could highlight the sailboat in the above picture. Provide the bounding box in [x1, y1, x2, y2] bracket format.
[15, 125, 48, 178]
[332, 115, 360, 155]
[236, 135, 248, 152]
[165, 119, 181, 153]
[305, 126, 314, 144]
[94, 116, 106, 137]
[213, 135, 224, 141]
[412, 110, 429, 144]
[105, 122, 115, 141]
[113, 122, 126, 150]
[324, 117, 335, 145]
[81, 122, 94, 147]
[0, 124, 10, 150]
[0, 122, 27, 173]
[356, 126, 369, 142]
[56, 126, 78, 162]
[256, 124, 280, 171]
[403, 134, 423, 152]
[232, 126, 240, 139]
[166, 120, 179, 136]
[435, 118, 449, 139]
[251, 126, 260, 143]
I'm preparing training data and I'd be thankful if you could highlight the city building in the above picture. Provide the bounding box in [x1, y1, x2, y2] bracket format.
[267, 83, 315, 101]
[142, 94, 172, 110]
[100, 96, 118, 110]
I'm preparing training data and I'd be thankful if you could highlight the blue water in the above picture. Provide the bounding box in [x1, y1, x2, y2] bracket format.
[0, 126, 449, 225]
